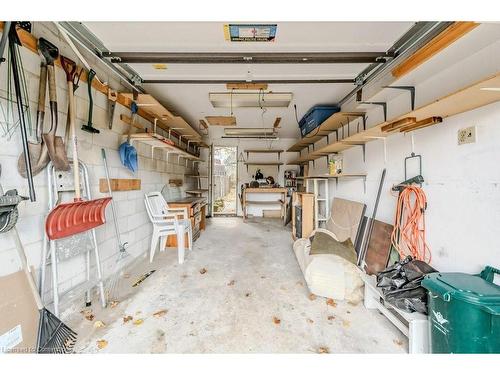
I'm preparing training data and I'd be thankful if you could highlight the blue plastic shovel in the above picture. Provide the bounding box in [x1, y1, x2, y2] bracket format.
[119, 101, 138, 172]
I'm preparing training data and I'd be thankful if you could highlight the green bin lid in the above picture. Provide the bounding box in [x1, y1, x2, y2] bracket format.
[422, 272, 500, 309]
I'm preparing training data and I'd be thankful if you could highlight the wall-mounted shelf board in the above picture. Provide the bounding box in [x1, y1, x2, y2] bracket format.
[127, 133, 202, 161]
[121, 93, 201, 141]
[244, 149, 284, 154]
[300, 72, 500, 162]
[244, 161, 284, 172]
[304, 173, 367, 179]
[287, 112, 365, 152]
[185, 175, 209, 178]
[186, 189, 209, 195]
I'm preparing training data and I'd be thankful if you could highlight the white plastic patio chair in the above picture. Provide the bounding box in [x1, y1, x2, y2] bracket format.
[144, 191, 193, 264]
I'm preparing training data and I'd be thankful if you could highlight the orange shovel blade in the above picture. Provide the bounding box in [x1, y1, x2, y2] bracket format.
[45, 197, 112, 240]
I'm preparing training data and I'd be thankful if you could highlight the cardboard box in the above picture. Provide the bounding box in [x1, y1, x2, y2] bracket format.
[0, 270, 39, 353]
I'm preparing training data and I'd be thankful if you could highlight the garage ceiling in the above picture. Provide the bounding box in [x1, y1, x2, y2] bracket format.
[84, 22, 415, 138]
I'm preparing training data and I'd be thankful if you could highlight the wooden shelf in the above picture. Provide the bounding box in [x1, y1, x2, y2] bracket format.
[304, 173, 367, 179]
[127, 133, 202, 161]
[244, 149, 284, 154]
[121, 93, 201, 141]
[244, 162, 284, 166]
[287, 112, 365, 152]
[298, 72, 500, 163]
[186, 189, 209, 195]
[185, 175, 208, 178]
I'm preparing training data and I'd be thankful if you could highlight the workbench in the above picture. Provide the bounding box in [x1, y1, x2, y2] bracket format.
[242, 187, 287, 223]
[166, 196, 207, 247]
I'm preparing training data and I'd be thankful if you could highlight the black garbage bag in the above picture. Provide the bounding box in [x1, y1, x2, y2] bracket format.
[376, 256, 437, 314]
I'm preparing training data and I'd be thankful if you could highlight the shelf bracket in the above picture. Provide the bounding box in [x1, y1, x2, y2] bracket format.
[360, 101, 387, 122]
[383, 85, 415, 111]
[168, 129, 172, 139]
[153, 118, 158, 133]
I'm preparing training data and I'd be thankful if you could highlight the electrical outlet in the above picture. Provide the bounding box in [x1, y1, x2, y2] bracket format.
[457, 126, 476, 145]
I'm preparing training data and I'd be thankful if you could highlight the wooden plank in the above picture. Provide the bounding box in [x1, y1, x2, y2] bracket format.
[244, 162, 284, 166]
[119, 114, 146, 130]
[364, 220, 394, 275]
[244, 188, 287, 193]
[273, 117, 282, 129]
[380, 117, 416, 132]
[400, 116, 442, 133]
[392, 22, 479, 78]
[226, 82, 268, 90]
[99, 179, 141, 193]
[205, 116, 237, 126]
[287, 112, 365, 152]
[244, 149, 284, 153]
[199, 119, 208, 129]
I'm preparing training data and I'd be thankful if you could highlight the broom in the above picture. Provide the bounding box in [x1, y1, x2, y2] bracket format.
[101, 148, 131, 303]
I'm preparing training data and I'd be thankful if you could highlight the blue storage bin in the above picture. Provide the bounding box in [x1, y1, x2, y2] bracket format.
[299, 105, 340, 137]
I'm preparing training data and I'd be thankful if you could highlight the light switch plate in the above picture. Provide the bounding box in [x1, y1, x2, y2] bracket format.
[458, 126, 476, 145]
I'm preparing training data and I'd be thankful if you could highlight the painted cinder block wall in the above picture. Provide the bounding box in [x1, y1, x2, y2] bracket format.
[0, 24, 198, 304]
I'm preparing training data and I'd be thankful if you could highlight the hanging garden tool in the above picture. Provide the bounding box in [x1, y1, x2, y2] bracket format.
[0, 21, 11, 66]
[39, 38, 70, 171]
[81, 69, 100, 134]
[119, 101, 138, 172]
[17, 56, 50, 177]
[101, 148, 131, 302]
[45, 58, 112, 241]
[0, 164, 28, 233]
[8, 22, 36, 201]
[108, 89, 117, 129]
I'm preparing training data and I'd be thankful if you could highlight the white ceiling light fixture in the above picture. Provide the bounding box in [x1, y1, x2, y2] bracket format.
[209, 92, 293, 108]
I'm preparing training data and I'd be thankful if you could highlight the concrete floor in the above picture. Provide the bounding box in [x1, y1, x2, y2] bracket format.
[68, 217, 406, 353]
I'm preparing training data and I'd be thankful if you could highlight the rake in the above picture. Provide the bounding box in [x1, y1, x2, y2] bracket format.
[101, 148, 131, 303]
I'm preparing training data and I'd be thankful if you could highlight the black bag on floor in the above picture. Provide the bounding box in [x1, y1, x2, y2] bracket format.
[376, 256, 437, 314]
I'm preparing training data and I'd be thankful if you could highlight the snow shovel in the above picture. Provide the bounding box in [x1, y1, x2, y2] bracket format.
[39, 38, 70, 171]
[17, 63, 50, 177]
[119, 101, 138, 172]
[45, 56, 111, 241]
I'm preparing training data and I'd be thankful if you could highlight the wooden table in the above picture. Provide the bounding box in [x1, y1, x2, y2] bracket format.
[242, 187, 288, 223]
[166, 197, 207, 247]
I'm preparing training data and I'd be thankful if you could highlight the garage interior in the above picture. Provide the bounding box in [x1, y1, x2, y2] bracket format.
[0, 16, 499, 357]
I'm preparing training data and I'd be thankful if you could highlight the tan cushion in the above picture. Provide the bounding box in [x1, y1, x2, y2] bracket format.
[309, 231, 357, 264]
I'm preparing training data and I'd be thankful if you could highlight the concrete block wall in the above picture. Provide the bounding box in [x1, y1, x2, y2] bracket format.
[0, 24, 198, 303]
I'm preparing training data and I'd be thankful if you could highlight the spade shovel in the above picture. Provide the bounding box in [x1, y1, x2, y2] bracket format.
[17, 62, 50, 177]
[39, 38, 70, 171]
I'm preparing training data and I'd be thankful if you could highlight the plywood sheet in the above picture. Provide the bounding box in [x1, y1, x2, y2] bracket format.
[364, 220, 394, 275]
[326, 198, 366, 243]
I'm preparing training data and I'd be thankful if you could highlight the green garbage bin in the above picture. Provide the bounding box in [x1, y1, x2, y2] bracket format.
[422, 266, 500, 353]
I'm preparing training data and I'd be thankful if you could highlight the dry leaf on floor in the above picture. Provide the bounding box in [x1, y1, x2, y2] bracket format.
[393, 339, 404, 346]
[84, 313, 95, 322]
[317, 346, 330, 354]
[346, 310, 351, 314]
[94, 320, 106, 328]
[199, 268, 207, 274]
[97, 339, 108, 349]
[308, 293, 317, 301]
[133, 319, 144, 326]
[123, 315, 133, 324]
[273, 317, 281, 325]
[327, 315, 335, 321]
[260, 276, 266, 279]
[342, 320, 351, 328]
[326, 298, 337, 307]
[109, 301, 119, 308]
[307, 318, 314, 324]
[153, 309, 168, 318]
[245, 292, 251, 297]
[181, 274, 188, 279]
[227, 280, 235, 286]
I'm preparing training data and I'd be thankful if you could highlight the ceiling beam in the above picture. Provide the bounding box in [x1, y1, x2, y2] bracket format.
[108, 52, 393, 64]
[142, 78, 355, 84]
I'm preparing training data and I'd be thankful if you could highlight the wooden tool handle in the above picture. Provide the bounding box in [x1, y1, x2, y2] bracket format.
[37, 64, 47, 113]
[47, 64, 57, 103]
[67, 80, 81, 199]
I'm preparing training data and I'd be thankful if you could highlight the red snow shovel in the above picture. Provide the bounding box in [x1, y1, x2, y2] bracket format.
[45, 57, 111, 241]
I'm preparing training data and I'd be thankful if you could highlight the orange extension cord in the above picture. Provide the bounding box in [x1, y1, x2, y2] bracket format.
[391, 185, 431, 263]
